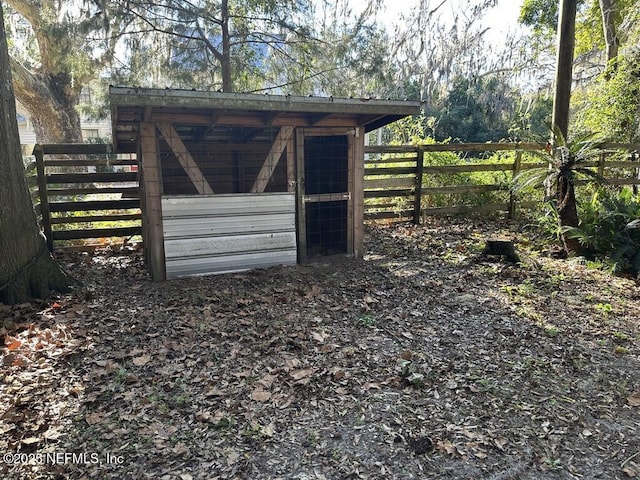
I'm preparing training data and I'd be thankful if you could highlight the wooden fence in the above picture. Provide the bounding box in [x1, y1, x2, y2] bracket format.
[364, 142, 640, 222]
[23, 142, 640, 250]
[25, 143, 141, 252]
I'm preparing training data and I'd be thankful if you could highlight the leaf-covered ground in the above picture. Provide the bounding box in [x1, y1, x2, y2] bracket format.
[1, 217, 639, 480]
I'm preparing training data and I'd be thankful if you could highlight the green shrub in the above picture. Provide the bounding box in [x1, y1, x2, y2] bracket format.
[564, 187, 640, 275]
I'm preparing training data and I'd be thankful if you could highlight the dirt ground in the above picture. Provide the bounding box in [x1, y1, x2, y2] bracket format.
[1, 217, 639, 480]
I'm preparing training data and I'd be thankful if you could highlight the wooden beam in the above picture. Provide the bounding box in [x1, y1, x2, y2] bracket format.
[296, 129, 307, 263]
[263, 111, 282, 125]
[286, 133, 295, 193]
[143, 106, 153, 122]
[140, 122, 166, 281]
[352, 128, 365, 258]
[250, 126, 294, 193]
[156, 122, 214, 195]
[34, 145, 53, 253]
[307, 112, 332, 126]
[210, 108, 227, 124]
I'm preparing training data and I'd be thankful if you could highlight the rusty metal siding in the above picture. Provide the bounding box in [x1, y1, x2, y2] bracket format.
[162, 193, 297, 278]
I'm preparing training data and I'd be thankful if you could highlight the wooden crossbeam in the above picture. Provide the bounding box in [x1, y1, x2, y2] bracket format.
[250, 126, 294, 193]
[156, 122, 214, 195]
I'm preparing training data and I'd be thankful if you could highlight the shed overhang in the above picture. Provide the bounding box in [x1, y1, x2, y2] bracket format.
[110, 86, 421, 152]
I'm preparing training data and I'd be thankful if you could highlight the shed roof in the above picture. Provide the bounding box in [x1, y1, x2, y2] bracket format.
[110, 86, 421, 152]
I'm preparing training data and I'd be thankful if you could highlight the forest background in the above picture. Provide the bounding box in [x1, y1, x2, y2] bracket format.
[3, 0, 639, 147]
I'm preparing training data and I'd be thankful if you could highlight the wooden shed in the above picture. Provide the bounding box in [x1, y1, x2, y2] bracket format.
[110, 86, 420, 280]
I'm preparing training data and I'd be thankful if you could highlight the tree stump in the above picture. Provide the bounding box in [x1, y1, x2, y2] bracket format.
[482, 238, 520, 263]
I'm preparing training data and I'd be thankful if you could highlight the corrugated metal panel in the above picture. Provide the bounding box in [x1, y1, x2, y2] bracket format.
[162, 193, 297, 278]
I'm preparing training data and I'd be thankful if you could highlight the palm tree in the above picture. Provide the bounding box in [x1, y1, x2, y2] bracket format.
[514, 128, 606, 254]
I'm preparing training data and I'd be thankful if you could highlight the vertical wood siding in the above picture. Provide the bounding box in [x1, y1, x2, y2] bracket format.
[162, 193, 297, 278]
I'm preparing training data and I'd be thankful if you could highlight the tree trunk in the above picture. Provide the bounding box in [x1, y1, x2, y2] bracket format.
[5, 0, 84, 143]
[599, 0, 619, 65]
[10, 58, 82, 143]
[556, 174, 583, 254]
[0, 4, 73, 304]
[551, 0, 577, 141]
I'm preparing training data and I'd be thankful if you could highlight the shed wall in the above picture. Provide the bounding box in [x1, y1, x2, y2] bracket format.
[160, 142, 288, 195]
[162, 193, 297, 278]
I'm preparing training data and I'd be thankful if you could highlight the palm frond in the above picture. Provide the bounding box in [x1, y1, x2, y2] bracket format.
[511, 168, 553, 193]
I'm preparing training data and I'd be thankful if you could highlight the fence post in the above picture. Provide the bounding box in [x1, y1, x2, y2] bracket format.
[508, 150, 522, 219]
[597, 151, 606, 179]
[632, 152, 639, 195]
[413, 145, 425, 224]
[34, 144, 53, 253]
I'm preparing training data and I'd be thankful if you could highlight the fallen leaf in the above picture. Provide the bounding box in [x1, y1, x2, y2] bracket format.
[628, 392, 640, 407]
[436, 439, 457, 456]
[260, 423, 276, 437]
[226, 450, 240, 465]
[172, 443, 190, 456]
[494, 437, 508, 451]
[133, 354, 151, 366]
[21, 437, 41, 445]
[290, 367, 314, 381]
[251, 388, 271, 402]
[85, 412, 104, 425]
[257, 374, 277, 389]
[311, 331, 329, 343]
[5, 337, 21, 351]
[195, 411, 211, 422]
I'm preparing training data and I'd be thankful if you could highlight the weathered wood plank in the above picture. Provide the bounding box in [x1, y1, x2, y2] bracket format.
[414, 146, 425, 224]
[607, 177, 640, 186]
[45, 158, 137, 167]
[34, 145, 53, 252]
[40, 143, 115, 155]
[421, 185, 506, 195]
[364, 143, 544, 154]
[296, 129, 307, 263]
[46, 172, 138, 184]
[364, 189, 414, 199]
[365, 156, 418, 165]
[364, 177, 416, 189]
[52, 226, 142, 240]
[352, 128, 365, 257]
[48, 199, 140, 212]
[365, 167, 417, 176]
[157, 121, 214, 195]
[421, 163, 513, 174]
[47, 187, 139, 197]
[50, 213, 141, 224]
[251, 126, 294, 193]
[140, 122, 166, 281]
[364, 210, 414, 220]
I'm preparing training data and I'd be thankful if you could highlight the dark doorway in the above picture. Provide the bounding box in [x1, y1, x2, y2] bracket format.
[303, 135, 349, 256]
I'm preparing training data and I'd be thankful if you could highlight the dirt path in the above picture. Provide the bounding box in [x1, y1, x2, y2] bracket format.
[1, 218, 639, 479]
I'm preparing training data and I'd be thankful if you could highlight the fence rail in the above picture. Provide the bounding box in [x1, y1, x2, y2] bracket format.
[364, 142, 640, 222]
[24, 142, 640, 250]
[26, 143, 141, 251]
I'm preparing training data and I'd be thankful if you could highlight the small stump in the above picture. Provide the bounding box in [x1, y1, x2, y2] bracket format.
[482, 238, 520, 263]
